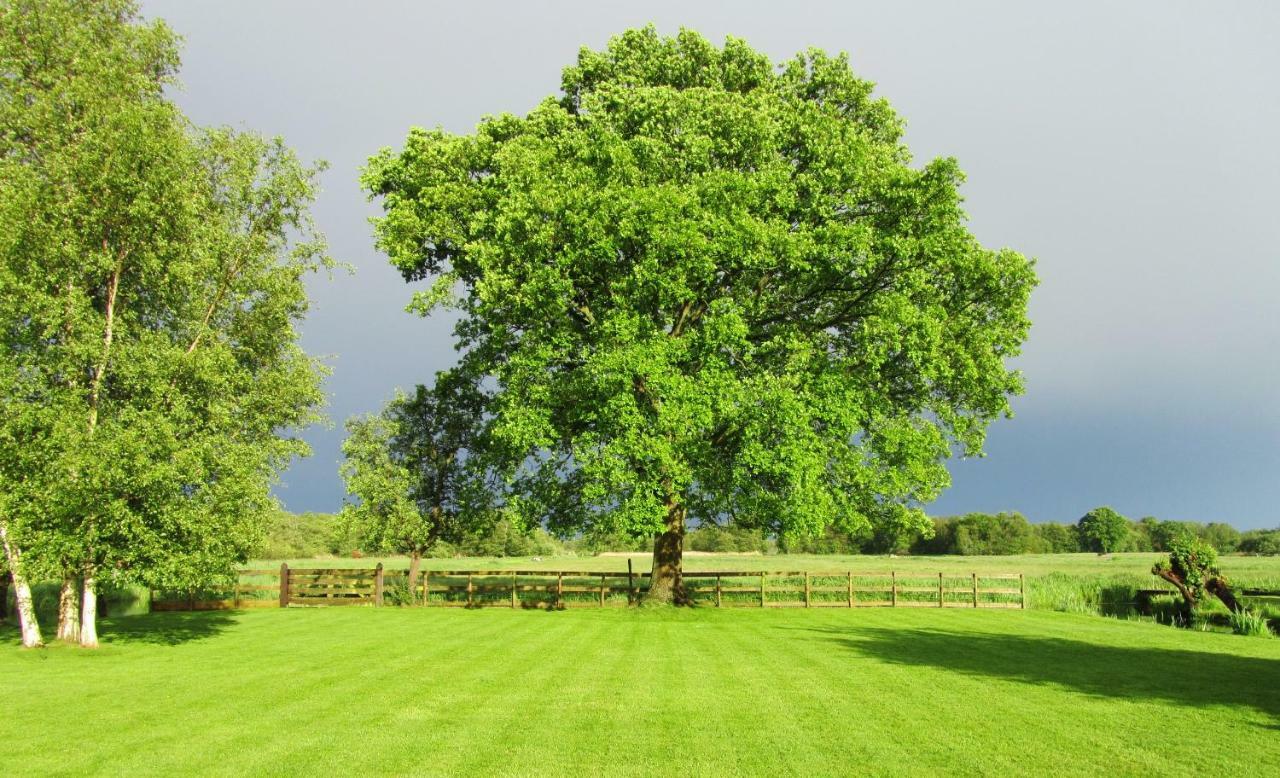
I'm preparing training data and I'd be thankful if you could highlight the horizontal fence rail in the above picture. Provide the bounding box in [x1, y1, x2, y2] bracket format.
[151, 564, 1028, 611]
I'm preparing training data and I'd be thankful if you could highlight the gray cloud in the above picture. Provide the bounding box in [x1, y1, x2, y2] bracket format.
[142, 1, 1280, 528]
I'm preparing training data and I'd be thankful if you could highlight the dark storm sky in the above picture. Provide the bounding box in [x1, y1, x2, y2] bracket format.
[140, 1, 1280, 528]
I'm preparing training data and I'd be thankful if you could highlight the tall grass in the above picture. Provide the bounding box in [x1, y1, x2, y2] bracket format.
[1228, 609, 1273, 638]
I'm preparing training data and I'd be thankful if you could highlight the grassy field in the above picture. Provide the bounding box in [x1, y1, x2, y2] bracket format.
[3, 606, 1278, 775]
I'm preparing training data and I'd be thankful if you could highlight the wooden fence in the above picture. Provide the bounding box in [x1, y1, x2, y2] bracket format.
[151, 564, 1026, 611]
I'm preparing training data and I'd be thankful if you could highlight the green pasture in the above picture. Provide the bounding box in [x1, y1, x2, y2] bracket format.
[3, 606, 1278, 776]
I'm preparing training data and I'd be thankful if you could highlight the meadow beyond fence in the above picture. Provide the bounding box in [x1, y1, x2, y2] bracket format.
[150, 564, 1027, 610]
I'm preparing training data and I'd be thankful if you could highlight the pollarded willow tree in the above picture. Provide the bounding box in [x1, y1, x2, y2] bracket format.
[364, 28, 1036, 603]
[0, 0, 329, 645]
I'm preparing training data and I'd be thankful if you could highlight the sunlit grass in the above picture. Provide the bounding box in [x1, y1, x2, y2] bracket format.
[3, 607, 1278, 775]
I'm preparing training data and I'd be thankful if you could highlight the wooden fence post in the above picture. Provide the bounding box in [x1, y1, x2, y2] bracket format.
[627, 559, 635, 605]
[938, 572, 944, 608]
[760, 572, 766, 607]
[556, 571, 563, 609]
[972, 572, 978, 608]
[599, 574, 606, 607]
[375, 563, 385, 607]
[847, 571, 853, 608]
[1020, 573, 1026, 610]
[511, 572, 518, 609]
[279, 563, 290, 608]
[716, 575, 722, 608]
[804, 571, 811, 608]
[467, 573, 474, 608]
[891, 571, 897, 607]
[234, 576, 242, 609]
[423, 570, 431, 607]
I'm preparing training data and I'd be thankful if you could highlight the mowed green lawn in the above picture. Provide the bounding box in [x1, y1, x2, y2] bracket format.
[3, 607, 1278, 776]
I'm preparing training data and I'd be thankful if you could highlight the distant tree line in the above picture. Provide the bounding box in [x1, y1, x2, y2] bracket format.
[259, 506, 1278, 560]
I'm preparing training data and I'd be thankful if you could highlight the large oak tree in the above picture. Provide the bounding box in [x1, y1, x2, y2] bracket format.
[365, 28, 1035, 603]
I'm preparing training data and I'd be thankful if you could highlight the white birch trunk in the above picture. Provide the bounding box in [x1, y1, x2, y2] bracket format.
[80, 575, 99, 648]
[0, 521, 44, 648]
[57, 575, 81, 643]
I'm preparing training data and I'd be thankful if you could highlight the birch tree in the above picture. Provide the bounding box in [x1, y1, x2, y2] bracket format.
[0, 0, 330, 645]
[365, 28, 1036, 602]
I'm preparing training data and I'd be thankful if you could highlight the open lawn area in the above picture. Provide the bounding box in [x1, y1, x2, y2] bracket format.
[3, 606, 1278, 775]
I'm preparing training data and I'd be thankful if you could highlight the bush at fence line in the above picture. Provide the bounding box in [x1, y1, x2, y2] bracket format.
[382, 576, 413, 607]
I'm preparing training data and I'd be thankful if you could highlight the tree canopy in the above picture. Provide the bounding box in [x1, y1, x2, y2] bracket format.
[364, 27, 1036, 602]
[1077, 506, 1129, 555]
[0, 0, 329, 645]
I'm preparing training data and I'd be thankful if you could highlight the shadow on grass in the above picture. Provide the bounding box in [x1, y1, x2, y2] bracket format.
[100, 611, 239, 646]
[803, 625, 1280, 727]
[1, 611, 237, 647]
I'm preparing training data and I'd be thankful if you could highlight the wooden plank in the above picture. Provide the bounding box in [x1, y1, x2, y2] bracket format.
[972, 573, 978, 608]
[288, 597, 374, 606]
[292, 588, 377, 596]
[280, 563, 289, 608]
[979, 588, 1023, 595]
[804, 571, 811, 608]
[938, 572, 944, 608]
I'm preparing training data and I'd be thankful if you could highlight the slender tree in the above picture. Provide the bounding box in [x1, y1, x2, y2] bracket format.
[365, 28, 1036, 602]
[340, 368, 493, 592]
[0, 0, 329, 645]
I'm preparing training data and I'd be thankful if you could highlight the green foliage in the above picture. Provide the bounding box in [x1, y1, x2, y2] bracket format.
[458, 520, 562, 558]
[1034, 522, 1082, 553]
[339, 370, 494, 557]
[951, 512, 1035, 556]
[258, 511, 343, 559]
[686, 524, 769, 553]
[364, 27, 1036, 554]
[1239, 528, 1280, 555]
[1078, 507, 1130, 554]
[0, 0, 329, 597]
[1154, 532, 1220, 603]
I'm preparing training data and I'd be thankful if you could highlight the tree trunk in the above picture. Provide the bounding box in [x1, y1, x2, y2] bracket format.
[644, 497, 687, 605]
[80, 574, 99, 648]
[0, 522, 43, 648]
[0, 573, 8, 619]
[408, 550, 422, 605]
[1153, 567, 1196, 608]
[1206, 577, 1245, 614]
[56, 574, 82, 643]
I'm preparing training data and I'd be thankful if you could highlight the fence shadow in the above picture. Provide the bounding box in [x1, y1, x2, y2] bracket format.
[801, 625, 1280, 727]
[100, 611, 238, 646]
